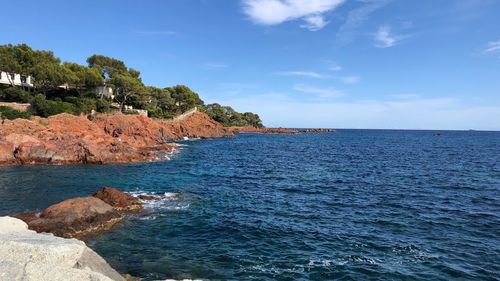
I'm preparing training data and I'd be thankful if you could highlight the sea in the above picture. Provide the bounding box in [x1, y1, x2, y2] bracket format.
[0, 130, 499, 280]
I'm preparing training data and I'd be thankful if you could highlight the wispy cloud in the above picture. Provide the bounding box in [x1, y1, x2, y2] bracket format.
[135, 30, 176, 36]
[204, 62, 229, 69]
[242, 0, 344, 31]
[339, 75, 360, 84]
[390, 94, 421, 100]
[294, 84, 344, 98]
[374, 25, 400, 48]
[328, 63, 342, 72]
[218, 95, 500, 130]
[484, 39, 500, 57]
[300, 14, 328, 31]
[336, 0, 391, 44]
[276, 71, 328, 79]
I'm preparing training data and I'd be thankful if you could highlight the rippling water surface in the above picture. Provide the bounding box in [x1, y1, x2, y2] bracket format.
[1, 130, 499, 280]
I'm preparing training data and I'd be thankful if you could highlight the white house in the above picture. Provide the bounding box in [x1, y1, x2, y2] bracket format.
[0, 71, 34, 87]
[96, 86, 114, 99]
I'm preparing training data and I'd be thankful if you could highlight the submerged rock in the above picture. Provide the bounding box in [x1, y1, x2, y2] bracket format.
[0, 216, 125, 281]
[93, 187, 143, 212]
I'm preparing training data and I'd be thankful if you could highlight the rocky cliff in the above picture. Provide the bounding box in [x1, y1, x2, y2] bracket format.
[0, 111, 232, 166]
[0, 216, 125, 281]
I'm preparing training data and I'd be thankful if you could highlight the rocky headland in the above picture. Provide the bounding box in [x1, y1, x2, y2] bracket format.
[0, 111, 232, 166]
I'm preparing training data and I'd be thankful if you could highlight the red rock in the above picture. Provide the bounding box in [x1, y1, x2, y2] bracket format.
[93, 187, 143, 212]
[25, 197, 124, 239]
[11, 212, 40, 223]
[0, 140, 15, 164]
[229, 126, 299, 134]
[0, 112, 233, 166]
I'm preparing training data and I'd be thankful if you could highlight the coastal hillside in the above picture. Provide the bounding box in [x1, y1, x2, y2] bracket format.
[0, 44, 263, 128]
[0, 111, 231, 166]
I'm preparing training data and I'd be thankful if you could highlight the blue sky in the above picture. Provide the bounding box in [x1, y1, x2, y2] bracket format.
[1, 0, 500, 129]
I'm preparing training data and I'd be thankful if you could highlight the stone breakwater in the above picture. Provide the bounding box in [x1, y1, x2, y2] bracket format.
[0, 216, 126, 281]
[0, 111, 232, 166]
[229, 126, 337, 134]
[229, 126, 299, 134]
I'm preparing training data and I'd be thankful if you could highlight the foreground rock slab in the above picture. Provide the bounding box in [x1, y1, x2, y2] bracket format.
[0, 216, 125, 281]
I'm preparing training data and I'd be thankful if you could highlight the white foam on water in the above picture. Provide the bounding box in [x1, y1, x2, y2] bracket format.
[308, 258, 347, 267]
[171, 142, 189, 147]
[127, 191, 191, 212]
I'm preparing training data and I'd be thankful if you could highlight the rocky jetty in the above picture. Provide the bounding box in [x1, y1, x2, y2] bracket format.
[0, 111, 232, 166]
[13, 187, 143, 239]
[298, 128, 336, 133]
[0, 216, 125, 281]
[229, 126, 336, 134]
[229, 126, 299, 134]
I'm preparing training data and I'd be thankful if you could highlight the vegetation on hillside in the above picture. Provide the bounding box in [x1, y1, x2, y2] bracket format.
[0, 44, 263, 127]
[0, 106, 31, 120]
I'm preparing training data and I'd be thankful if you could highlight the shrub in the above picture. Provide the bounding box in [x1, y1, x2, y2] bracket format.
[96, 99, 112, 113]
[123, 109, 139, 115]
[0, 87, 32, 103]
[30, 94, 75, 117]
[64, 96, 97, 114]
[0, 106, 32, 120]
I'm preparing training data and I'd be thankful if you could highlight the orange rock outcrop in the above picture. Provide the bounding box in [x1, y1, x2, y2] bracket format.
[0, 111, 232, 166]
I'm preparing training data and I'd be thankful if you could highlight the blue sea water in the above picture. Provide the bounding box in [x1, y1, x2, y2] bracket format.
[1, 130, 499, 280]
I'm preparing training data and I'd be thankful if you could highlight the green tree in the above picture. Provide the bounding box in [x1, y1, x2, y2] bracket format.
[86, 55, 128, 78]
[110, 74, 144, 110]
[63, 63, 104, 94]
[169, 85, 204, 113]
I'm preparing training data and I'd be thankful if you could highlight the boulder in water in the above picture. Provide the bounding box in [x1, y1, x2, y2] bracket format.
[21, 197, 124, 239]
[93, 187, 143, 212]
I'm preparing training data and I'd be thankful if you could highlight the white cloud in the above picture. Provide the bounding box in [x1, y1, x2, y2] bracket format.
[336, 0, 391, 44]
[276, 71, 328, 79]
[374, 25, 399, 48]
[390, 94, 421, 100]
[484, 39, 500, 55]
[328, 63, 342, 71]
[300, 15, 328, 31]
[339, 76, 360, 84]
[242, 0, 344, 31]
[294, 84, 344, 98]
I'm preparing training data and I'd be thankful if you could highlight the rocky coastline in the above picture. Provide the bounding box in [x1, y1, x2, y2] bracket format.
[0, 111, 232, 166]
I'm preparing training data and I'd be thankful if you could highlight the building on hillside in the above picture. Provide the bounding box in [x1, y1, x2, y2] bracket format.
[96, 86, 114, 99]
[123, 105, 148, 117]
[0, 71, 34, 88]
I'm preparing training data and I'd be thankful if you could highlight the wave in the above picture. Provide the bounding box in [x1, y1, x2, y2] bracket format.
[127, 191, 191, 212]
